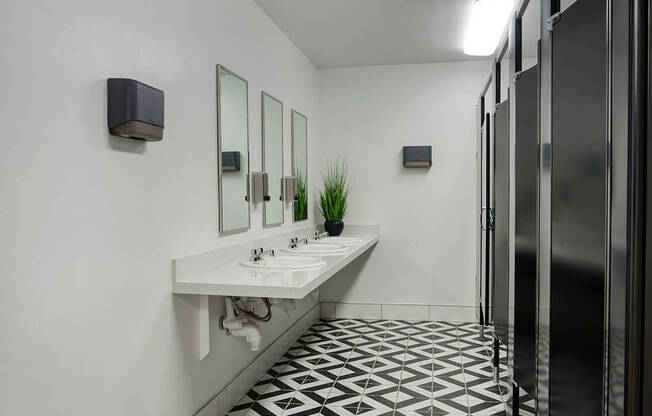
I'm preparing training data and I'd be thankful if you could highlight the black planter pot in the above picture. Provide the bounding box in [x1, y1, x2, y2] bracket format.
[324, 221, 344, 236]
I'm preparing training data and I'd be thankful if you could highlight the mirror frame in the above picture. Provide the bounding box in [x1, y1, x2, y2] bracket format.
[261, 91, 284, 228]
[216, 64, 251, 236]
[291, 109, 308, 223]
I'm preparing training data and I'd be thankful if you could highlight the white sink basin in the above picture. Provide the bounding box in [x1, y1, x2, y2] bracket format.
[312, 236, 364, 247]
[239, 255, 326, 271]
[280, 243, 348, 257]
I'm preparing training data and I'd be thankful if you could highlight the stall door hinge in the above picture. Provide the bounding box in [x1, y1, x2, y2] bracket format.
[513, 71, 523, 83]
[547, 12, 561, 32]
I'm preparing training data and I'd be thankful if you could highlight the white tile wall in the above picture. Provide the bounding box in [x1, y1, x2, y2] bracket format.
[334, 303, 382, 320]
[381, 304, 429, 321]
[319, 302, 478, 323]
[428, 305, 477, 322]
[320, 302, 336, 319]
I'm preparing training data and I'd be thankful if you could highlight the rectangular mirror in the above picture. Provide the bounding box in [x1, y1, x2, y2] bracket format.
[262, 92, 283, 227]
[292, 110, 308, 222]
[217, 65, 250, 235]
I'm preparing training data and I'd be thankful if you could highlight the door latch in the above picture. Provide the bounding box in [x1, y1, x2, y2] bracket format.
[481, 207, 495, 231]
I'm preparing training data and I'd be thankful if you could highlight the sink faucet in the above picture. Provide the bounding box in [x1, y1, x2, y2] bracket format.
[250, 247, 275, 262]
[289, 237, 308, 249]
[313, 231, 328, 240]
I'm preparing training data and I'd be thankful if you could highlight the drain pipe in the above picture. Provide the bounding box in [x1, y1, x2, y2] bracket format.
[219, 298, 263, 351]
[229, 323, 263, 351]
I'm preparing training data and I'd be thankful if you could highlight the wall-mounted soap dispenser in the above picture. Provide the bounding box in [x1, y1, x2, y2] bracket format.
[107, 78, 164, 141]
[248, 172, 270, 204]
[402, 145, 432, 168]
[281, 176, 298, 202]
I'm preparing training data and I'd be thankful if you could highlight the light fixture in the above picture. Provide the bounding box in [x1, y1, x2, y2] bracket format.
[463, 0, 515, 56]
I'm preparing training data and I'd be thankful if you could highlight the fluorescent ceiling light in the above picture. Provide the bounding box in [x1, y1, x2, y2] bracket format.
[463, 0, 515, 56]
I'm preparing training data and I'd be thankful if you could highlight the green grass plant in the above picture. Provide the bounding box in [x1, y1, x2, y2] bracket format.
[294, 166, 308, 221]
[319, 159, 350, 222]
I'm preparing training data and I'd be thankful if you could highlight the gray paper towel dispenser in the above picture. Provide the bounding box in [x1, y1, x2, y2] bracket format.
[107, 78, 164, 141]
[402, 145, 432, 168]
[222, 151, 241, 172]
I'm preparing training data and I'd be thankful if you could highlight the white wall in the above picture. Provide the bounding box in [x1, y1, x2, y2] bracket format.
[0, 1, 320, 415]
[316, 61, 491, 308]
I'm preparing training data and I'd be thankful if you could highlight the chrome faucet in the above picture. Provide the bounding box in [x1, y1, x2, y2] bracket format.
[313, 231, 328, 240]
[250, 247, 275, 262]
[289, 237, 308, 249]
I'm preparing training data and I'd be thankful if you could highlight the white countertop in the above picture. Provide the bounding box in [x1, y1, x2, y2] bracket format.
[172, 227, 379, 299]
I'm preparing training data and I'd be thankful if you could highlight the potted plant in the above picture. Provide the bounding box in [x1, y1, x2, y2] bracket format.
[293, 166, 308, 221]
[319, 159, 350, 236]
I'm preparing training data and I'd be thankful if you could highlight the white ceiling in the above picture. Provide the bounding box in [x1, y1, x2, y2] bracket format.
[255, 0, 483, 68]
[255, 0, 541, 68]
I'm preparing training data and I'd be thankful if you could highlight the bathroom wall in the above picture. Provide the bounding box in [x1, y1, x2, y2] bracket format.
[316, 61, 491, 320]
[0, 1, 319, 415]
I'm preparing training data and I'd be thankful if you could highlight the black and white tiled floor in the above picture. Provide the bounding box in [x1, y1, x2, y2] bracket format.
[228, 319, 517, 416]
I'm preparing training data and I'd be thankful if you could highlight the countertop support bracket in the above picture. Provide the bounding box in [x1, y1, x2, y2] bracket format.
[199, 295, 210, 359]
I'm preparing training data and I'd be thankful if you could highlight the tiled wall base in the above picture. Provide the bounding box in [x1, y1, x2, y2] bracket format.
[320, 302, 477, 323]
[196, 304, 321, 416]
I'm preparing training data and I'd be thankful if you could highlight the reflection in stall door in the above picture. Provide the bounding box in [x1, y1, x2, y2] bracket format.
[549, 0, 607, 414]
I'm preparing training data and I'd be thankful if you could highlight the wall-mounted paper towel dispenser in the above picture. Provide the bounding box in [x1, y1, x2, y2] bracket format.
[402, 145, 432, 168]
[222, 151, 241, 172]
[107, 78, 164, 141]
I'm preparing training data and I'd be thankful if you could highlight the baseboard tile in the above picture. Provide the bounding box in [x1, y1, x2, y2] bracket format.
[381, 304, 429, 321]
[334, 303, 382, 319]
[428, 305, 477, 322]
[196, 304, 320, 416]
[319, 302, 477, 323]
[320, 302, 336, 319]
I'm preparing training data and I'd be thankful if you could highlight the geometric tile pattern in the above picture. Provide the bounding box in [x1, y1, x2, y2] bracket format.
[228, 319, 512, 416]
[516, 388, 536, 416]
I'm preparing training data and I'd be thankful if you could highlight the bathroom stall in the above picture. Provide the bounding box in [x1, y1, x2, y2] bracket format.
[476, 0, 652, 414]
[476, 54, 510, 383]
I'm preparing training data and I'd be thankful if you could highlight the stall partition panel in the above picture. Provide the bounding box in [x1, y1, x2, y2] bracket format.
[482, 113, 494, 323]
[550, 0, 606, 414]
[494, 100, 510, 345]
[514, 65, 538, 397]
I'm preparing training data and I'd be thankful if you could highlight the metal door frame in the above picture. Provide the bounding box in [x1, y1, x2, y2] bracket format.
[485, 110, 493, 324]
[624, 1, 649, 415]
[537, 1, 558, 414]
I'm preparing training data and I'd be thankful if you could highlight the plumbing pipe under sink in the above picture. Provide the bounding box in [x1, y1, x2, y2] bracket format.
[220, 298, 263, 351]
[229, 323, 262, 351]
[220, 297, 301, 350]
[221, 298, 244, 330]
